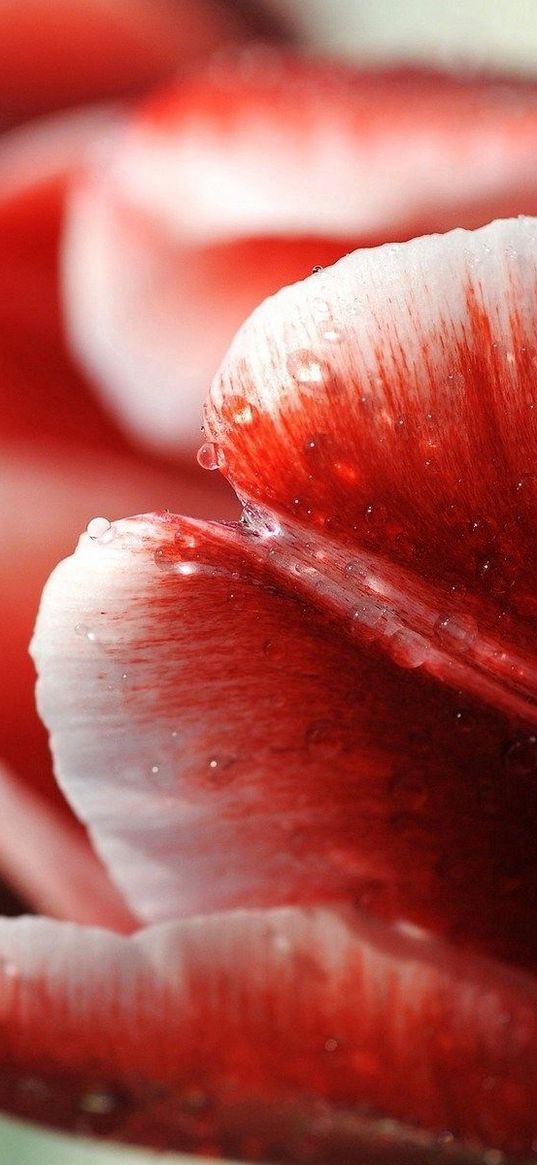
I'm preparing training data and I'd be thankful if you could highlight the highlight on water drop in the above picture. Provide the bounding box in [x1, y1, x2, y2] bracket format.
[86, 516, 112, 542]
[197, 442, 224, 471]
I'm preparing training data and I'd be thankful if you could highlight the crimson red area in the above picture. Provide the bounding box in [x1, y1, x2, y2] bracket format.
[0, 909, 535, 1159]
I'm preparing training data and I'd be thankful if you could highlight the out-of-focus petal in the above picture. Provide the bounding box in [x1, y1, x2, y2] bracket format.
[0, 907, 535, 1156]
[63, 55, 537, 453]
[0, 762, 137, 930]
[31, 510, 537, 977]
[0, 0, 280, 128]
[0, 107, 130, 452]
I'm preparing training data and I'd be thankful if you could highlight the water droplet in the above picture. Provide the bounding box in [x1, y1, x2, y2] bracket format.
[434, 613, 478, 651]
[390, 629, 430, 669]
[324, 1037, 340, 1053]
[504, 736, 537, 775]
[151, 765, 159, 775]
[154, 545, 176, 571]
[86, 516, 112, 541]
[79, 1089, 118, 1116]
[351, 598, 390, 639]
[311, 265, 324, 274]
[197, 442, 224, 471]
[343, 560, 365, 578]
[311, 297, 330, 319]
[74, 623, 97, 643]
[287, 350, 328, 385]
[227, 394, 257, 426]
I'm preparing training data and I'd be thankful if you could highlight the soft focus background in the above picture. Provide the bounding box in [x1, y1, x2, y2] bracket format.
[2, 0, 537, 1161]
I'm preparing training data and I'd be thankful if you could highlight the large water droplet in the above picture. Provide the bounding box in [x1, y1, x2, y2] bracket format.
[197, 442, 224, 471]
[86, 516, 112, 542]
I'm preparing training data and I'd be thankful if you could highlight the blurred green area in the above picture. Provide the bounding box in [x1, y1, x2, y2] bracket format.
[0, 1115, 234, 1165]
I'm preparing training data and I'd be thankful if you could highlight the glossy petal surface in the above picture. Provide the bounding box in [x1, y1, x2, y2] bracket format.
[0, 906, 535, 1158]
[63, 57, 537, 453]
[32, 509, 537, 975]
[207, 217, 537, 720]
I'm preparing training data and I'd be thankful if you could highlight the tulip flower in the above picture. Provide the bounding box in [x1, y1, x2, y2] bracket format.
[4, 35, 537, 1163]
[0, 216, 533, 1163]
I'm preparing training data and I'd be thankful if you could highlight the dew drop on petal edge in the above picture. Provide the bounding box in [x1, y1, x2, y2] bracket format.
[86, 516, 112, 541]
[197, 442, 224, 471]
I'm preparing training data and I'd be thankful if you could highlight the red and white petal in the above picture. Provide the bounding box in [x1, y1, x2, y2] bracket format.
[205, 216, 537, 718]
[1, 445, 236, 811]
[0, 0, 272, 128]
[62, 57, 537, 455]
[31, 513, 537, 976]
[0, 762, 136, 931]
[0, 906, 536, 1156]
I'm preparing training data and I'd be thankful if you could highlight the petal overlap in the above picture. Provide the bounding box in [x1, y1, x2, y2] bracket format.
[31, 510, 537, 976]
[31, 217, 537, 1157]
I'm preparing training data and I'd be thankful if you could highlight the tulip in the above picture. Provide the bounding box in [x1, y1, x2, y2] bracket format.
[3, 39, 537, 1165]
[0, 216, 534, 1162]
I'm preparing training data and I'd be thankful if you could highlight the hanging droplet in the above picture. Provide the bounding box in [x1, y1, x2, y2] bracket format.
[86, 516, 112, 542]
[197, 442, 224, 471]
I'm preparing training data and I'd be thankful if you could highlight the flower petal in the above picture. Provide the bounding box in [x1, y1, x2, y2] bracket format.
[1, 445, 236, 812]
[206, 216, 537, 722]
[0, 107, 130, 452]
[0, 762, 136, 930]
[31, 513, 537, 977]
[62, 57, 537, 454]
[0, 0, 273, 127]
[0, 906, 535, 1156]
